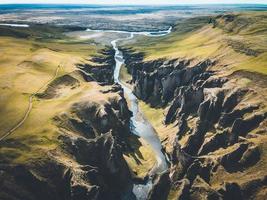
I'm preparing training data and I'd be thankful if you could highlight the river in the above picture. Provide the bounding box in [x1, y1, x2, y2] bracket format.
[111, 29, 171, 200]
[1, 22, 172, 199]
[86, 27, 172, 200]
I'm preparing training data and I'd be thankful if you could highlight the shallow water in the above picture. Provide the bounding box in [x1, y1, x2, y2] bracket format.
[110, 29, 171, 200]
[0, 23, 29, 27]
[111, 33, 168, 173]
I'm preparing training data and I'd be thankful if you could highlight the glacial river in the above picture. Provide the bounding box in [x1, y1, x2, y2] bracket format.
[86, 27, 172, 199]
[0, 21, 171, 199]
[111, 29, 171, 200]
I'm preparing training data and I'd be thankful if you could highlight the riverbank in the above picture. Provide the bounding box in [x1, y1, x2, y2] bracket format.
[111, 30, 173, 199]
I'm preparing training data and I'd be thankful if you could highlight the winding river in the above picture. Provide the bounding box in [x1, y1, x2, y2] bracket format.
[111, 33, 169, 174]
[87, 27, 172, 199]
[0, 22, 171, 199]
[111, 29, 172, 200]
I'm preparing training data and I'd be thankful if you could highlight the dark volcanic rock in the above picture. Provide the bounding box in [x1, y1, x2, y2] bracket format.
[174, 178, 191, 200]
[148, 172, 171, 200]
[219, 182, 243, 200]
[77, 47, 116, 84]
[119, 48, 267, 200]
[241, 176, 267, 198]
[239, 145, 261, 168]
[0, 164, 62, 200]
[198, 130, 229, 155]
[60, 132, 132, 199]
[190, 176, 222, 200]
[220, 143, 249, 172]
[230, 113, 266, 139]
[122, 48, 214, 107]
[219, 105, 259, 128]
[0, 84, 134, 200]
[222, 88, 248, 113]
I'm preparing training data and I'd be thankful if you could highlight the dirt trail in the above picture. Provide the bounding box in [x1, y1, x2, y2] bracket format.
[0, 65, 61, 142]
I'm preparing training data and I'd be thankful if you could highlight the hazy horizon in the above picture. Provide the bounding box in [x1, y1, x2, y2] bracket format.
[0, 0, 266, 5]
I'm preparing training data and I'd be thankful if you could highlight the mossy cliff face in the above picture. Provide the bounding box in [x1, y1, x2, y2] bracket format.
[121, 12, 267, 200]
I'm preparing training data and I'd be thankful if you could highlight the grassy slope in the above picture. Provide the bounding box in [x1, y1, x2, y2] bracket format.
[125, 12, 267, 75]
[0, 26, 101, 163]
[125, 12, 267, 137]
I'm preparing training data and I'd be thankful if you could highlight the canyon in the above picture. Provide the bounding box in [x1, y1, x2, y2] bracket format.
[0, 7, 267, 200]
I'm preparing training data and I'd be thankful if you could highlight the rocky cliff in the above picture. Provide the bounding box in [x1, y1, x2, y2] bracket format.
[121, 46, 267, 199]
[76, 47, 116, 84]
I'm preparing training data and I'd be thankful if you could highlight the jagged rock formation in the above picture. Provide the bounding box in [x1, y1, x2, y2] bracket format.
[122, 48, 267, 199]
[0, 81, 136, 200]
[76, 48, 116, 83]
[54, 84, 134, 199]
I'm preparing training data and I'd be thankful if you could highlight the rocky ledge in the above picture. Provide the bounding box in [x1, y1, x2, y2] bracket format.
[121, 48, 267, 200]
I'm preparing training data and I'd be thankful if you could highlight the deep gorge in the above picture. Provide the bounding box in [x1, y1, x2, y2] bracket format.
[1, 10, 267, 200]
[120, 46, 267, 199]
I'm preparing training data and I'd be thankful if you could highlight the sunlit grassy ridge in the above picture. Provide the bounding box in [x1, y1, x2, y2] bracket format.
[125, 11, 267, 75]
[0, 26, 101, 163]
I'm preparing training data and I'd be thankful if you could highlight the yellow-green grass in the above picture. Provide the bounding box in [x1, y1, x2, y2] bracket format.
[166, 137, 267, 200]
[0, 36, 100, 132]
[126, 12, 267, 157]
[139, 101, 177, 152]
[0, 30, 103, 164]
[118, 69, 157, 178]
[119, 64, 132, 88]
[119, 62, 177, 151]
[139, 101, 165, 131]
[210, 135, 267, 189]
[123, 135, 156, 178]
[0, 80, 116, 164]
[124, 12, 267, 76]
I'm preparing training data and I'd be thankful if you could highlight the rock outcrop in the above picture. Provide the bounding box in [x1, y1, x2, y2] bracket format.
[0, 83, 135, 200]
[0, 45, 139, 200]
[121, 48, 267, 199]
[76, 48, 116, 84]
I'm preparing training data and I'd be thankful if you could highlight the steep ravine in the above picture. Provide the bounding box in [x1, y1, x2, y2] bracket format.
[112, 34, 169, 200]
[121, 49, 267, 200]
[0, 43, 171, 200]
[0, 49, 136, 200]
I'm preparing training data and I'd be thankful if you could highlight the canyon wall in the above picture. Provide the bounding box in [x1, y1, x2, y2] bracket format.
[122, 48, 267, 200]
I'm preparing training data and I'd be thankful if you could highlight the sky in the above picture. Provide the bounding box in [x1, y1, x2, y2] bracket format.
[0, 0, 266, 5]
